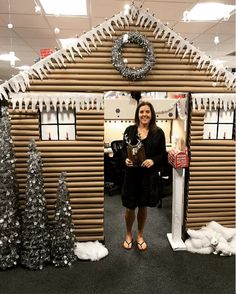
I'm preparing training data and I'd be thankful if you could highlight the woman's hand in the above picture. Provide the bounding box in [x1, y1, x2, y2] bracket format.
[125, 158, 133, 167]
[141, 159, 154, 168]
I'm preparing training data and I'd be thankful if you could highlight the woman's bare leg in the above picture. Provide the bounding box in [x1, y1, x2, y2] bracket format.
[123, 208, 135, 249]
[137, 207, 147, 250]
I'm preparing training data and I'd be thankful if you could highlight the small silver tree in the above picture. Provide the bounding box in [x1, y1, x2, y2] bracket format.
[0, 106, 21, 270]
[21, 139, 50, 270]
[51, 172, 76, 267]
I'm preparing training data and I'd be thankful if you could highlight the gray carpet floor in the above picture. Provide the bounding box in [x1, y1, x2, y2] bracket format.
[0, 193, 235, 294]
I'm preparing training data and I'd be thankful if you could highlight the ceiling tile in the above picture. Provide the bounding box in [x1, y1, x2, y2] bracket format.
[14, 27, 54, 39]
[46, 15, 91, 30]
[90, 0, 126, 18]
[173, 21, 216, 34]
[24, 38, 58, 47]
[141, 2, 194, 21]
[0, 0, 35, 13]
[0, 14, 49, 28]
[205, 21, 235, 35]
[0, 26, 18, 38]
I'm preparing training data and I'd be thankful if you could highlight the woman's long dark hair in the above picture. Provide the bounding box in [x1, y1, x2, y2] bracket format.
[134, 101, 158, 135]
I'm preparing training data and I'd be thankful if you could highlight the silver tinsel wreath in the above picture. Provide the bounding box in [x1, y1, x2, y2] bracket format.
[112, 31, 155, 81]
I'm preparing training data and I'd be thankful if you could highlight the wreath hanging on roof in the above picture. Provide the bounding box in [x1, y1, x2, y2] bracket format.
[111, 31, 155, 81]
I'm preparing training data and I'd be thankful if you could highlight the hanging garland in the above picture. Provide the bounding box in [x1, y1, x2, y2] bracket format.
[112, 31, 155, 81]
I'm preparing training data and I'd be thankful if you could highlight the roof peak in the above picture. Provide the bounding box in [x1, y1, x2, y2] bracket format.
[0, 2, 235, 99]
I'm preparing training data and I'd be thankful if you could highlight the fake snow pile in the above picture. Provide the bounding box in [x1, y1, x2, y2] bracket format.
[185, 221, 236, 256]
[74, 241, 109, 261]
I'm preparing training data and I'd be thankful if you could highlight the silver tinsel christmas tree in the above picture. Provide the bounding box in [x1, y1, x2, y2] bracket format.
[21, 139, 50, 270]
[51, 172, 76, 267]
[0, 106, 21, 270]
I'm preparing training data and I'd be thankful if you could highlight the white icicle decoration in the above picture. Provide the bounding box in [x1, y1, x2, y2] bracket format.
[94, 31, 102, 44]
[89, 30, 98, 48]
[31, 63, 44, 79]
[96, 26, 107, 39]
[79, 37, 91, 53]
[197, 54, 208, 69]
[112, 14, 124, 28]
[192, 51, 201, 63]
[9, 92, 104, 112]
[23, 97, 31, 109]
[40, 65, 49, 77]
[52, 51, 65, 67]
[192, 93, 236, 110]
[61, 48, 72, 62]
[161, 28, 170, 40]
[154, 23, 164, 39]
[67, 46, 75, 60]
[17, 75, 27, 92]
[169, 34, 179, 48]
[43, 97, 51, 112]
[72, 43, 83, 58]
[20, 71, 30, 89]
[31, 97, 38, 111]
[9, 77, 20, 93]
[0, 84, 9, 100]
[175, 40, 185, 55]
[103, 22, 113, 38]
[56, 53, 67, 67]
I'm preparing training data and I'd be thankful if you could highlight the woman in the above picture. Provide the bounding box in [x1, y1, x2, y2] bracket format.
[121, 101, 166, 251]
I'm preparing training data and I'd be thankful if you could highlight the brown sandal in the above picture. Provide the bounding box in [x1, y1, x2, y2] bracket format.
[137, 241, 147, 251]
[123, 239, 133, 250]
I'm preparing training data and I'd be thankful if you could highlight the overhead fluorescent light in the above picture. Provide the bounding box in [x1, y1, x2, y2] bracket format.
[39, 0, 87, 16]
[0, 53, 20, 62]
[183, 3, 236, 21]
[59, 38, 78, 48]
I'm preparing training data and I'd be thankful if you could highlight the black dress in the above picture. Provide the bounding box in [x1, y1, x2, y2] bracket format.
[121, 125, 166, 209]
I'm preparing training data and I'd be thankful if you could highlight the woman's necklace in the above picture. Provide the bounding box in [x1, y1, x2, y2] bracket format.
[138, 127, 148, 140]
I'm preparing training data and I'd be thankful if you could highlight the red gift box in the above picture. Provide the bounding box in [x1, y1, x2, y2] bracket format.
[168, 148, 189, 168]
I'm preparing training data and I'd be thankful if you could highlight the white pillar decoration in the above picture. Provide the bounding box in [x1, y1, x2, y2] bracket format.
[167, 168, 187, 251]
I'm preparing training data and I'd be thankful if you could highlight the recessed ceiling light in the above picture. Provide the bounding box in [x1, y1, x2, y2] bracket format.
[183, 3, 236, 21]
[39, 0, 87, 16]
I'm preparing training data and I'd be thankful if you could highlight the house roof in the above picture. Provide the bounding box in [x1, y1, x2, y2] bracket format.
[0, 3, 235, 101]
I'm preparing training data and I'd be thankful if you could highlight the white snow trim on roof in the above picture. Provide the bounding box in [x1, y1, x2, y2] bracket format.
[191, 93, 236, 111]
[10, 92, 104, 112]
[0, 3, 235, 100]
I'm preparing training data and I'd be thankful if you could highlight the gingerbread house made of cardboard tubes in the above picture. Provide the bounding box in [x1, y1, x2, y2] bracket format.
[0, 3, 235, 243]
